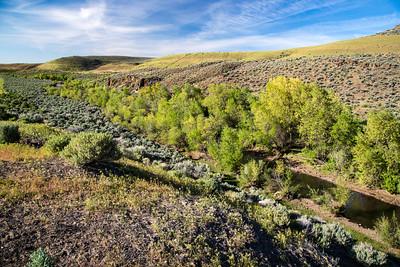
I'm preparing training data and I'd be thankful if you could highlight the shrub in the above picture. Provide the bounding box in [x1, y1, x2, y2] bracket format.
[19, 113, 44, 123]
[45, 134, 71, 153]
[311, 223, 353, 248]
[0, 123, 20, 144]
[374, 213, 400, 248]
[308, 187, 349, 214]
[18, 123, 58, 147]
[61, 132, 119, 166]
[0, 77, 4, 94]
[238, 160, 268, 188]
[208, 127, 243, 172]
[0, 105, 11, 120]
[172, 160, 211, 179]
[251, 204, 290, 232]
[28, 248, 53, 267]
[271, 160, 299, 199]
[352, 242, 387, 266]
[382, 172, 400, 194]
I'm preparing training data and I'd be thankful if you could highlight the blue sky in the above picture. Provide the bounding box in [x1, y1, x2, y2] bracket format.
[0, 0, 399, 63]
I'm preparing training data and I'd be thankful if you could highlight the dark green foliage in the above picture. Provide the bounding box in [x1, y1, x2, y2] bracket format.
[0, 105, 11, 120]
[0, 91, 37, 117]
[28, 248, 53, 267]
[271, 160, 299, 199]
[61, 132, 119, 166]
[19, 113, 44, 123]
[45, 134, 71, 153]
[0, 123, 20, 144]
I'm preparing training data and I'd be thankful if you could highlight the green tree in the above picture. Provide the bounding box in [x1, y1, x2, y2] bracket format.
[353, 110, 400, 189]
[208, 127, 243, 172]
[203, 84, 255, 145]
[252, 76, 306, 150]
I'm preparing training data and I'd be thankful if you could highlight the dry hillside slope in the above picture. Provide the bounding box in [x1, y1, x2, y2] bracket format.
[109, 25, 400, 116]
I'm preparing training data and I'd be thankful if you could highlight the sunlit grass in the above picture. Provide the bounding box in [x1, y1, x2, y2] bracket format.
[0, 143, 52, 161]
[133, 35, 400, 69]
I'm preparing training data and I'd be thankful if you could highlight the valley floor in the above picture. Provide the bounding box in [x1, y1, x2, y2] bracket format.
[1, 74, 398, 266]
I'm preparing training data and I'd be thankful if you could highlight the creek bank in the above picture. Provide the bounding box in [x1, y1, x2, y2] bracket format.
[286, 154, 400, 207]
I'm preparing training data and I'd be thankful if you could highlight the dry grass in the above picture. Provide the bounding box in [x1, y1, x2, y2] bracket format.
[0, 63, 39, 72]
[84, 177, 178, 211]
[0, 173, 88, 202]
[134, 35, 400, 69]
[0, 143, 52, 161]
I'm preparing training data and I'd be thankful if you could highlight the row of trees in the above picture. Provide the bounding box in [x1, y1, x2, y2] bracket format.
[48, 76, 400, 193]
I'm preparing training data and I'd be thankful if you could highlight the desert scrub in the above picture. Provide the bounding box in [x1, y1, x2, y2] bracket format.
[84, 177, 177, 211]
[374, 213, 400, 248]
[149, 198, 258, 266]
[45, 134, 71, 153]
[19, 112, 44, 123]
[271, 160, 299, 199]
[18, 123, 59, 147]
[237, 160, 268, 188]
[0, 77, 4, 95]
[352, 242, 387, 266]
[61, 132, 119, 166]
[250, 204, 290, 232]
[310, 223, 353, 248]
[27, 248, 53, 267]
[0, 122, 20, 144]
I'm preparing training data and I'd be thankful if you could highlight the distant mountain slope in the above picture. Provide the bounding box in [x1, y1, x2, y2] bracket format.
[36, 56, 151, 71]
[377, 24, 400, 35]
[0, 63, 39, 71]
[135, 25, 400, 69]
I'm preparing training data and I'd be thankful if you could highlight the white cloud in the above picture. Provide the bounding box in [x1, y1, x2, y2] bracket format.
[2, 0, 169, 47]
[0, 0, 399, 62]
[198, 0, 346, 37]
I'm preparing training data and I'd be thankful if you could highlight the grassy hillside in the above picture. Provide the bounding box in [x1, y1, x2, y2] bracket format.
[137, 35, 400, 69]
[37, 56, 151, 71]
[0, 63, 39, 72]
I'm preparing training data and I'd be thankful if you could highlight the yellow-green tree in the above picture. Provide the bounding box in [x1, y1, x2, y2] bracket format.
[353, 110, 400, 192]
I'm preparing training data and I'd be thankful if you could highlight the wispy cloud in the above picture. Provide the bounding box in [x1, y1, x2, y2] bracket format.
[0, 0, 399, 62]
[198, 0, 346, 37]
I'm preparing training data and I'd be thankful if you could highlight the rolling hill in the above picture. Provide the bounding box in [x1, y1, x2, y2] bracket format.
[136, 34, 400, 69]
[36, 56, 151, 71]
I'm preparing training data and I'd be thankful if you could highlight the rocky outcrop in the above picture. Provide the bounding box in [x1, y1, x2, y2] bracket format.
[377, 24, 400, 35]
[107, 74, 162, 92]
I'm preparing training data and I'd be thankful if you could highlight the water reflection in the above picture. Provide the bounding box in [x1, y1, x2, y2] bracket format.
[294, 173, 400, 228]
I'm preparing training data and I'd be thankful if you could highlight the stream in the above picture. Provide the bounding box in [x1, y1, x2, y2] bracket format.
[295, 173, 400, 229]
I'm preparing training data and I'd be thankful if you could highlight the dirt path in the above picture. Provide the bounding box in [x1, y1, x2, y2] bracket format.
[286, 155, 400, 207]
